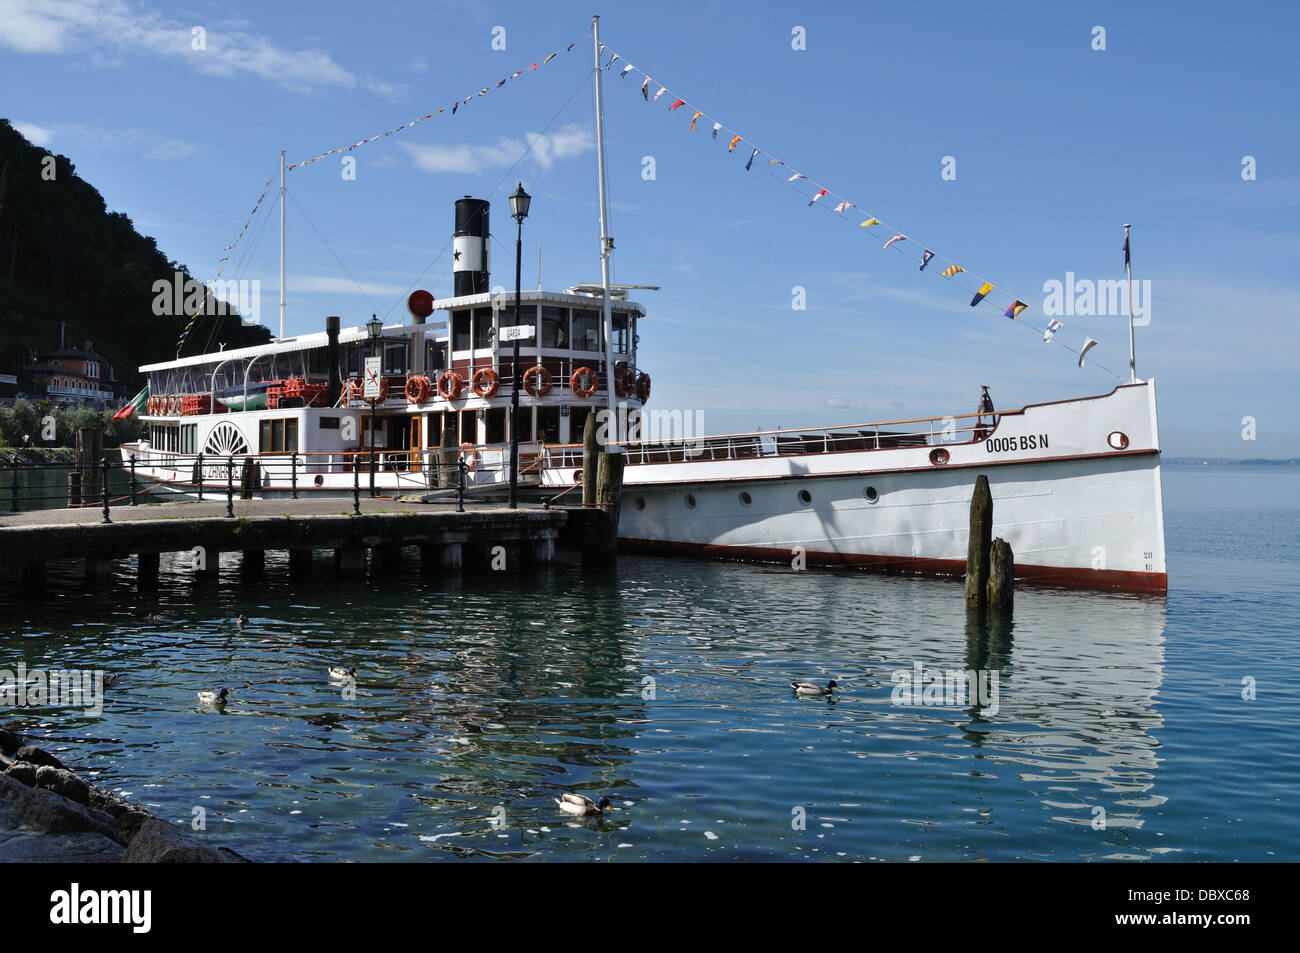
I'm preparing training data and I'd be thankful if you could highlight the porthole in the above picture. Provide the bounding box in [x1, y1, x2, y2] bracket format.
[798, 489, 812, 505]
[929, 448, 950, 466]
[685, 493, 697, 508]
[739, 491, 752, 505]
[635, 496, 646, 510]
[864, 486, 878, 503]
[1107, 430, 1130, 450]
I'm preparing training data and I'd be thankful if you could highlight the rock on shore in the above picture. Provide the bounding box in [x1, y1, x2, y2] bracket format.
[0, 726, 251, 863]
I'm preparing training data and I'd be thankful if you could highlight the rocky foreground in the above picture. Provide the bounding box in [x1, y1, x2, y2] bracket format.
[0, 725, 251, 863]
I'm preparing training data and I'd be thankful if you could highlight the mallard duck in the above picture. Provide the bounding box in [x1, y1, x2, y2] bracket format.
[555, 793, 611, 816]
[328, 666, 356, 680]
[236, 614, 249, 627]
[101, 673, 120, 688]
[197, 688, 229, 706]
[792, 679, 839, 696]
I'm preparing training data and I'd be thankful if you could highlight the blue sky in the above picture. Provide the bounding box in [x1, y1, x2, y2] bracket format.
[2, 0, 1296, 456]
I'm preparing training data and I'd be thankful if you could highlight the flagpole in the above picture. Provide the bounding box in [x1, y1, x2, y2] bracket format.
[1124, 223, 1136, 383]
[279, 148, 286, 340]
[592, 15, 618, 446]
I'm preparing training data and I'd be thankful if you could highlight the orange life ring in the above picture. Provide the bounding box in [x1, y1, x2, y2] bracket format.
[471, 367, 499, 398]
[570, 366, 598, 398]
[522, 365, 552, 397]
[146, 397, 155, 415]
[404, 374, 430, 404]
[460, 442, 480, 469]
[437, 371, 464, 400]
[636, 371, 651, 404]
[168, 396, 178, 415]
[614, 362, 635, 398]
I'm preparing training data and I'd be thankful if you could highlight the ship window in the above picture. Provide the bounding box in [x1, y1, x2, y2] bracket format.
[612, 313, 629, 354]
[635, 496, 645, 510]
[685, 493, 697, 508]
[452, 310, 471, 351]
[798, 489, 812, 505]
[473, 308, 495, 350]
[572, 309, 601, 352]
[485, 407, 506, 444]
[307, 348, 329, 376]
[258, 418, 298, 454]
[864, 486, 878, 503]
[320, 417, 340, 430]
[459, 409, 477, 445]
[569, 406, 591, 444]
[382, 341, 408, 375]
[426, 340, 446, 372]
[425, 412, 443, 447]
[537, 406, 560, 444]
[542, 306, 569, 348]
[512, 405, 532, 443]
[739, 491, 752, 505]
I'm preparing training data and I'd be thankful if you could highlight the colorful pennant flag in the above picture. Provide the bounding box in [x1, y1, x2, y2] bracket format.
[969, 280, 991, 304]
[859, 218, 880, 228]
[544, 52, 557, 63]
[1043, 318, 1063, 342]
[1078, 337, 1098, 366]
[788, 173, 805, 182]
[654, 86, 667, 101]
[712, 122, 721, 139]
[746, 148, 758, 171]
[1123, 235, 1131, 268]
[605, 52, 619, 69]
[942, 264, 966, 279]
[728, 135, 741, 152]
[689, 111, 702, 131]
[670, 98, 687, 111]
[833, 201, 852, 213]
[642, 77, 650, 100]
[620, 64, 634, 77]
[809, 188, 829, 206]
[919, 250, 935, 270]
[883, 233, 907, 250]
[1004, 300, 1028, 319]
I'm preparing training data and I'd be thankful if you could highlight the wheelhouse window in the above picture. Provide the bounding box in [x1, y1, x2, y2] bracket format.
[258, 417, 299, 454]
[542, 306, 569, 348]
[452, 310, 471, 352]
[473, 308, 496, 350]
[382, 340, 409, 375]
[612, 312, 630, 354]
[426, 340, 447, 372]
[572, 308, 601, 352]
[485, 407, 506, 444]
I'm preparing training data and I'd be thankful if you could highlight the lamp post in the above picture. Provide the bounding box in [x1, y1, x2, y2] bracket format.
[508, 182, 531, 510]
[366, 313, 382, 498]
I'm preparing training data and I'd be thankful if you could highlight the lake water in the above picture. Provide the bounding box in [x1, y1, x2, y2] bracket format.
[2, 463, 1296, 862]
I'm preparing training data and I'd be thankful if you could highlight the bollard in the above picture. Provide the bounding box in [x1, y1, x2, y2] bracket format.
[129, 454, 138, 505]
[352, 456, 361, 515]
[291, 453, 298, 499]
[457, 458, 466, 513]
[100, 455, 111, 524]
[226, 455, 235, 518]
[196, 452, 204, 501]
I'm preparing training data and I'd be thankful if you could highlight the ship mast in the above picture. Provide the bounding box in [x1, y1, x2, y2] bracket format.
[279, 149, 287, 340]
[592, 15, 618, 444]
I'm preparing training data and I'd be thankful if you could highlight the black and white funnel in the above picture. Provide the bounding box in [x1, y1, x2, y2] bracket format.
[453, 196, 490, 297]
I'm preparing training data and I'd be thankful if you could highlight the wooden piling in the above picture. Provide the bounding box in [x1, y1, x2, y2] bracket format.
[240, 458, 259, 499]
[77, 426, 103, 502]
[964, 474, 993, 608]
[987, 537, 1014, 610]
[67, 472, 81, 507]
[289, 548, 312, 579]
[582, 412, 599, 507]
[586, 449, 625, 565]
[438, 415, 458, 489]
[240, 549, 265, 580]
[137, 551, 159, 588]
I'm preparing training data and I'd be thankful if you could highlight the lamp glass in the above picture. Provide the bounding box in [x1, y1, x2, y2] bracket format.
[509, 183, 531, 222]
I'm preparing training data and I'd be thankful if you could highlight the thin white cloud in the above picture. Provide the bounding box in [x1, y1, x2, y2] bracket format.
[291, 276, 409, 297]
[144, 139, 198, 160]
[0, 0, 401, 97]
[401, 124, 593, 175]
[12, 121, 52, 145]
[41, 123, 201, 160]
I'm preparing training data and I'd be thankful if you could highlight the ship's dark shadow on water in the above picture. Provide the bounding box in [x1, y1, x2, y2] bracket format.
[5, 483, 1294, 862]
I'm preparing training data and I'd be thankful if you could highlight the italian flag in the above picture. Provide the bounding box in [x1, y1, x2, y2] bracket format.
[112, 385, 148, 421]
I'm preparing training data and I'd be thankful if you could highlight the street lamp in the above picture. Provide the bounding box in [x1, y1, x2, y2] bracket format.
[366, 313, 382, 498]
[508, 182, 530, 509]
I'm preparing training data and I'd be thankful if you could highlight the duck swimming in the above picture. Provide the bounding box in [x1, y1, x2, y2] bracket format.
[555, 793, 611, 816]
[328, 666, 356, 680]
[791, 680, 839, 696]
[197, 688, 229, 707]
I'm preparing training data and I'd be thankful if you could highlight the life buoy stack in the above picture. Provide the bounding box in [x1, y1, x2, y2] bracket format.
[404, 374, 431, 404]
[636, 371, 652, 404]
[471, 368, 499, 398]
[522, 365, 552, 397]
[437, 371, 464, 400]
[570, 366, 598, 398]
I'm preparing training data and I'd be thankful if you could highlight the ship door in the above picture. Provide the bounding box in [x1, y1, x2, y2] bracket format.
[409, 417, 421, 472]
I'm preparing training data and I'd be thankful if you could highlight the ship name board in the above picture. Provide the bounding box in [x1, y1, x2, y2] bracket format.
[986, 434, 1050, 453]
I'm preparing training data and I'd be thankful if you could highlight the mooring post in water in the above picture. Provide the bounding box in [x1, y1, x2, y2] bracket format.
[12, 460, 21, 512]
[128, 454, 137, 505]
[78, 426, 102, 502]
[195, 452, 204, 500]
[290, 452, 298, 499]
[987, 537, 1014, 610]
[586, 449, 624, 565]
[66, 471, 80, 508]
[582, 413, 598, 507]
[965, 474, 993, 608]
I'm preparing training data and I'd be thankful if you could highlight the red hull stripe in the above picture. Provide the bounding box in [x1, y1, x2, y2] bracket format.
[620, 538, 1168, 593]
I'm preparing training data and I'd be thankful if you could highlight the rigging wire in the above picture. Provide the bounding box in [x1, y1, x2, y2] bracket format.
[286, 187, 381, 317]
